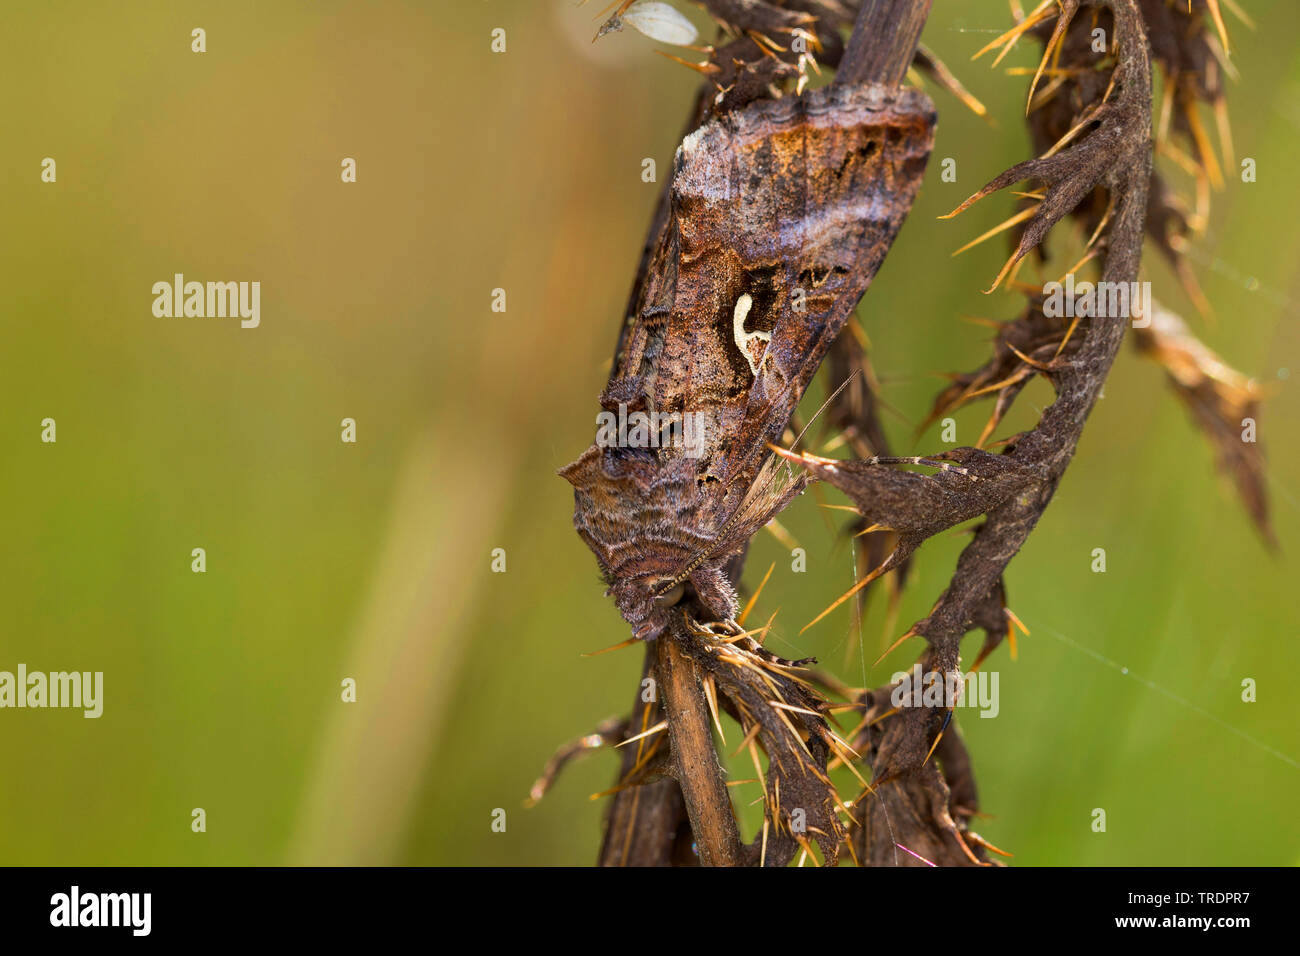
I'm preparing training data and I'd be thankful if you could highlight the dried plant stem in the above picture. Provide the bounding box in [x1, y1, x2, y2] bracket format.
[838, 0, 933, 87]
[655, 631, 748, 866]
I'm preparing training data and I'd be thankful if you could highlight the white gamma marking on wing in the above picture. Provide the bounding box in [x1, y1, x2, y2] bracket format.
[731, 293, 770, 377]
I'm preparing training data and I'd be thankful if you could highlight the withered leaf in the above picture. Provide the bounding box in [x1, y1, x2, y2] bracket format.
[921, 295, 1081, 447]
[854, 678, 991, 867]
[948, 0, 1152, 291]
[1134, 303, 1273, 546]
[774, 446, 1044, 556]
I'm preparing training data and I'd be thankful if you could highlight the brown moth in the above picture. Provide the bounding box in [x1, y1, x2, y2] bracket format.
[561, 82, 935, 641]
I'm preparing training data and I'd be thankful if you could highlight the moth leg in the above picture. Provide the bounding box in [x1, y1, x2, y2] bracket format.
[688, 565, 741, 626]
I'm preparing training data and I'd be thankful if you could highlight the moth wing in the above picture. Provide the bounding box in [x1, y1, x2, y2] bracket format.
[669, 84, 935, 507]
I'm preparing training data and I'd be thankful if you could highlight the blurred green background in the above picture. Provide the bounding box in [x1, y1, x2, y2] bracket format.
[1, 0, 1296, 866]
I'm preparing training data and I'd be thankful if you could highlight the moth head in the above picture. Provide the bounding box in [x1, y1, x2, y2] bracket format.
[609, 572, 690, 641]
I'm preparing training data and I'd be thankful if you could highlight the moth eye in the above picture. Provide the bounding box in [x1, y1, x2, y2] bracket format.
[653, 581, 686, 607]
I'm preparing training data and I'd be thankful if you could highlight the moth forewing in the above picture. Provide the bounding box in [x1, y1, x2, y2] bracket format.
[564, 81, 936, 637]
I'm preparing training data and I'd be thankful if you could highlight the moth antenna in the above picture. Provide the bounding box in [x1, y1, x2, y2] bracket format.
[789, 367, 862, 456]
[654, 505, 747, 595]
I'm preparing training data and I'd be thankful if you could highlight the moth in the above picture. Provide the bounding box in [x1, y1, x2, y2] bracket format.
[561, 82, 935, 641]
